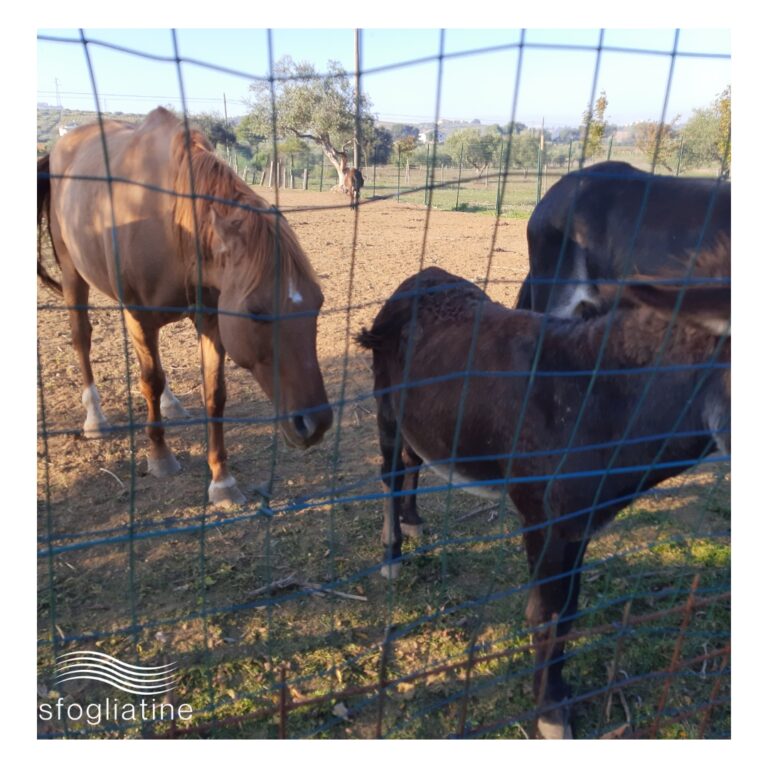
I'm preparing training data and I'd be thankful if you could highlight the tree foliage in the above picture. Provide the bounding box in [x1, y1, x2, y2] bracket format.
[444, 128, 499, 177]
[192, 112, 236, 148]
[246, 56, 373, 183]
[580, 91, 608, 161]
[714, 85, 731, 177]
[635, 118, 681, 172]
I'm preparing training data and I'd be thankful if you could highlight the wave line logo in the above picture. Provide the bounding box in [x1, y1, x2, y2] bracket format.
[54, 651, 179, 695]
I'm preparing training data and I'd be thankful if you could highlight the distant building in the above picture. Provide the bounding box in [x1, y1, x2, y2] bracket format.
[418, 130, 446, 144]
[58, 123, 79, 136]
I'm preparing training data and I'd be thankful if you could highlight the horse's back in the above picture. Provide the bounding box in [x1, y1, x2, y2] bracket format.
[46, 108, 189, 306]
[526, 162, 730, 314]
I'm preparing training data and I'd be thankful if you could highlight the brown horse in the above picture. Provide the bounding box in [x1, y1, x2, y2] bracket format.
[357, 261, 729, 738]
[341, 167, 364, 208]
[38, 107, 332, 507]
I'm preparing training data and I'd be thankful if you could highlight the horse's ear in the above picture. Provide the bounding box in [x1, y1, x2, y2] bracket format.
[209, 207, 243, 257]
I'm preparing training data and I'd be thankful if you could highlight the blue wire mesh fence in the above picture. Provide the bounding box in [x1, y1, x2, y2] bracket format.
[37, 29, 730, 739]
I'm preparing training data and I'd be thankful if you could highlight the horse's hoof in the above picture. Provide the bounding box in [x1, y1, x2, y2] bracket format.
[147, 453, 181, 478]
[83, 419, 110, 439]
[208, 477, 246, 508]
[535, 711, 574, 739]
[400, 522, 424, 539]
[380, 562, 402, 580]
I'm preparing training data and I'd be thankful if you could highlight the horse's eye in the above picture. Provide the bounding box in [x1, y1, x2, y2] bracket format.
[246, 308, 272, 324]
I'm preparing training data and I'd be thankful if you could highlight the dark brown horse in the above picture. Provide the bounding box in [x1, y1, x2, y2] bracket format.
[516, 161, 730, 318]
[342, 167, 364, 208]
[357, 261, 729, 738]
[38, 107, 332, 506]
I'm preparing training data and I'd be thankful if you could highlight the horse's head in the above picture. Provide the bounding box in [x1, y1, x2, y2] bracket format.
[210, 208, 333, 448]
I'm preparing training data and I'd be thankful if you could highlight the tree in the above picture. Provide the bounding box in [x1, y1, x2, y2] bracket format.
[580, 91, 608, 161]
[680, 108, 719, 170]
[390, 123, 420, 141]
[366, 125, 393, 165]
[192, 112, 236, 148]
[635, 118, 681, 172]
[510, 130, 542, 173]
[444, 128, 499, 178]
[245, 56, 373, 186]
[714, 85, 731, 177]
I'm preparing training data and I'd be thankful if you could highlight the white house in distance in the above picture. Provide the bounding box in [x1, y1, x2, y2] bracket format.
[58, 122, 79, 136]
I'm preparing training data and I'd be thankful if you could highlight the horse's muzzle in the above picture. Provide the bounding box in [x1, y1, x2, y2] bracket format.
[283, 405, 333, 448]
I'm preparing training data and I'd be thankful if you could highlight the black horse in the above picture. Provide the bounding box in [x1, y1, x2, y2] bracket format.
[516, 161, 730, 318]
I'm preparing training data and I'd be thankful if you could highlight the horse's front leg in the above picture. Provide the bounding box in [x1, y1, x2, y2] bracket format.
[198, 314, 246, 508]
[60, 262, 110, 437]
[523, 528, 588, 739]
[124, 312, 180, 477]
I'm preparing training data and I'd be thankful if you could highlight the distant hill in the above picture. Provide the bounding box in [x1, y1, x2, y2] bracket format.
[37, 106, 146, 151]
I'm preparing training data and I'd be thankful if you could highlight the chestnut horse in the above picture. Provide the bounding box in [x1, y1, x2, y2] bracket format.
[516, 161, 730, 318]
[38, 107, 332, 506]
[342, 167, 364, 208]
[357, 262, 729, 738]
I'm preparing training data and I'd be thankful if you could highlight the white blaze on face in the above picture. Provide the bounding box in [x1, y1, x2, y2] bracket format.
[288, 280, 303, 305]
[551, 256, 595, 318]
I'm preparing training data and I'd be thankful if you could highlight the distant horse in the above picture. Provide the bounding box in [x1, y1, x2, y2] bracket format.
[341, 167, 364, 208]
[358, 260, 730, 738]
[38, 107, 332, 507]
[516, 161, 730, 318]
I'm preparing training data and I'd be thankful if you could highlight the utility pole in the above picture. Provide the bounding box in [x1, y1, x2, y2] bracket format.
[353, 29, 360, 169]
[223, 92, 231, 163]
[54, 77, 62, 120]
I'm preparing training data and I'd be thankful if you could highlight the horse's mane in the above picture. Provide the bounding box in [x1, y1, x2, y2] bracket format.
[170, 126, 317, 298]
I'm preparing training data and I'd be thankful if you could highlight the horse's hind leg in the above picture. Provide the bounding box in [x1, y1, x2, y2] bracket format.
[60, 265, 110, 437]
[124, 312, 180, 478]
[399, 443, 425, 539]
[523, 529, 588, 739]
[376, 394, 414, 579]
[198, 313, 246, 508]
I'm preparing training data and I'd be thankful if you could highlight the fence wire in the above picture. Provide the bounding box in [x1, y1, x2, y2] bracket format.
[37, 28, 730, 740]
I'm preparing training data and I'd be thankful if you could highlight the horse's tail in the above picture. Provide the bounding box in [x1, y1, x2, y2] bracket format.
[37, 154, 63, 294]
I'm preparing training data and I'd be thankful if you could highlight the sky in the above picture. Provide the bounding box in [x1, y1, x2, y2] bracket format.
[37, 27, 731, 128]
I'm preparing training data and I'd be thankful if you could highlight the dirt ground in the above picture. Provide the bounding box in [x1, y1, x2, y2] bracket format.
[37, 189, 730, 739]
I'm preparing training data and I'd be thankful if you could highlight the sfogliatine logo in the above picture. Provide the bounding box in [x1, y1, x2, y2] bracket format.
[38, 651, 192, 730]
[53, 651, 179, 694]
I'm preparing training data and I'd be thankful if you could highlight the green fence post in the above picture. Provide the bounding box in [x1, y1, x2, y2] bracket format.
[319, 156, 324, 192]
[567, 140, 573, 173]
[424, 143, 430, 207]
[495, 139, 505, 217]
[536, 145, 543, 205]
[454, 143, 463, 211]
[606, 135, 613, 161]
[676, 138, 685, 176]
[397, 146, 401, 202]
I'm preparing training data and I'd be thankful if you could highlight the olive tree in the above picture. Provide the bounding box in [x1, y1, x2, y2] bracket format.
[246, 56, 373, 186]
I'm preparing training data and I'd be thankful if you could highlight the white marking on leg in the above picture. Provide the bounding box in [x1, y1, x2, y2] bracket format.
[288, 280, 303, 305]
[160, 384, 189, 419]
[82, 384, 109, 435]
[209, 475, 237, 491]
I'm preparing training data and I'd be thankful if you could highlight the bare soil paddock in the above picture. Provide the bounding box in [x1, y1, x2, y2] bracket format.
[37, 189, 730, 738]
